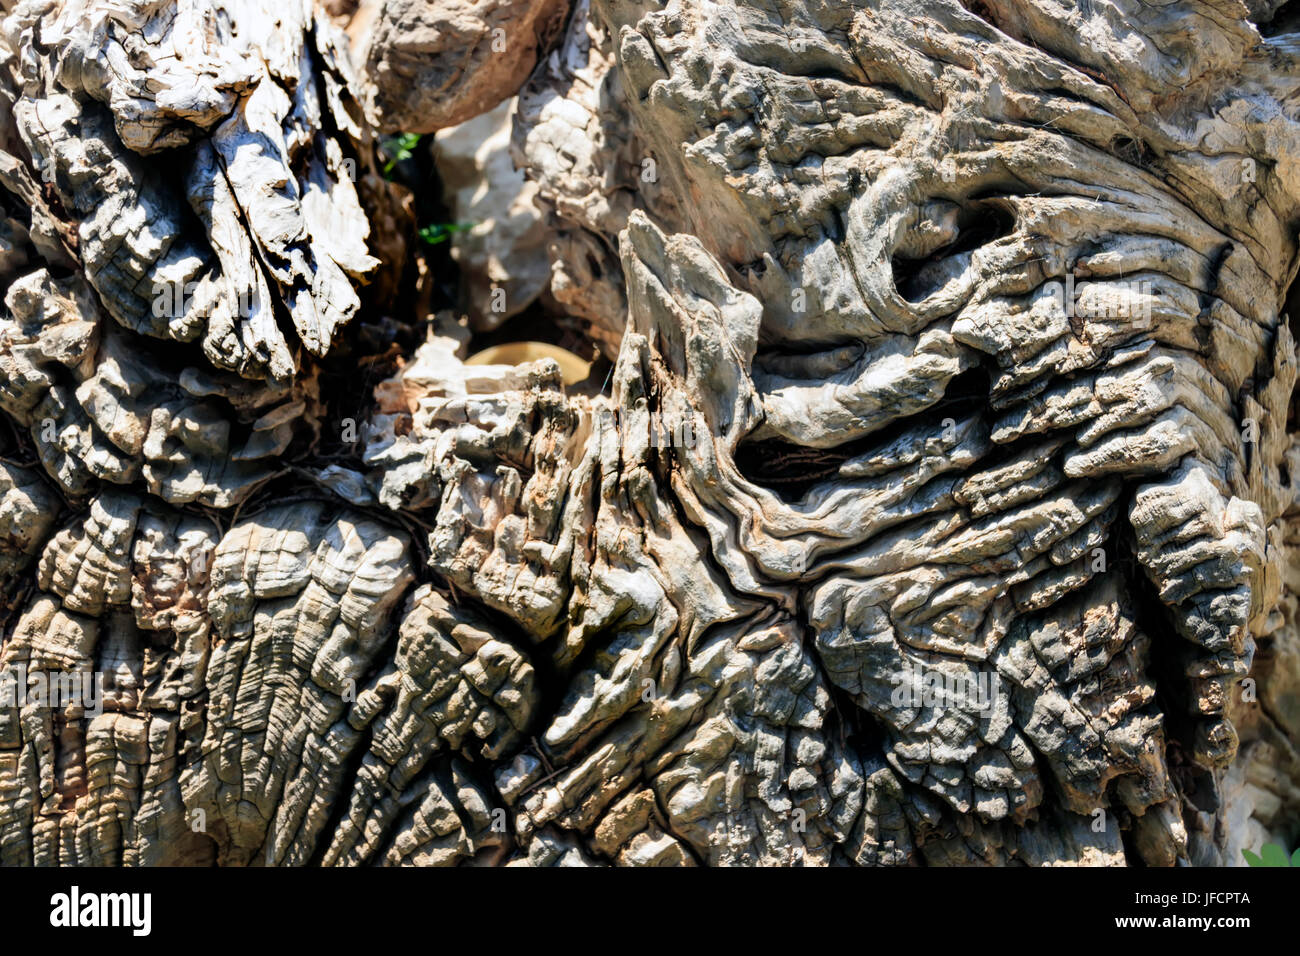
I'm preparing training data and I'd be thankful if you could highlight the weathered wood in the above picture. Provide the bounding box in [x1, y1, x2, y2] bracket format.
[0, 0, 1298, 866]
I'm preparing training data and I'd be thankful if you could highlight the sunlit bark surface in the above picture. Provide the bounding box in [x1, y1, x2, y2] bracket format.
[1, 0, 1299, 866]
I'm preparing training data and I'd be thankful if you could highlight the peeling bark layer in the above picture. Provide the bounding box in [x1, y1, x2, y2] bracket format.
[1, 0, 1300, 867]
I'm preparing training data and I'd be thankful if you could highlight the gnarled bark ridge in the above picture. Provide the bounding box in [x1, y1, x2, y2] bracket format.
[1, 0, 1299, 866]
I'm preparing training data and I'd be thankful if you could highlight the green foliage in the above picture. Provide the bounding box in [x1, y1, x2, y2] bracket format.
[1241, 842, 1300, 866]
[381, 133, 422, 176]
[417, 222, 475, 246]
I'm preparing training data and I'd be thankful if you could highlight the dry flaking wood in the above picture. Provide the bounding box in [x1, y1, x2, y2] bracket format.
[0, 0, 1298, 866]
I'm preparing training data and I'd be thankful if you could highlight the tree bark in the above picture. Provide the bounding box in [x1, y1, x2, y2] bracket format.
[1, 0, 1299, 866]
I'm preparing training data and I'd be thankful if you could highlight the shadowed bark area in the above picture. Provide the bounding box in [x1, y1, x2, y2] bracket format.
[1, 0, 1299, 866]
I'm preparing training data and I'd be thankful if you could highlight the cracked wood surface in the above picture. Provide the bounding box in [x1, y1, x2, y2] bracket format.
[0, 0, 1299, 866]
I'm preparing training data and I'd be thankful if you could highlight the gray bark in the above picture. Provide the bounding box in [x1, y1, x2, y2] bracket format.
[0, 0, 1298, 866]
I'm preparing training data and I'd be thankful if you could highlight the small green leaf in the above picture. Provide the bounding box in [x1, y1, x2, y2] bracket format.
[1292, 847, 1300, 867]
[1242, 849, 1264, 867]
[417, 222, 475, 246]
[1261, 843, 1290, 867]
[381, 133, 423, 176]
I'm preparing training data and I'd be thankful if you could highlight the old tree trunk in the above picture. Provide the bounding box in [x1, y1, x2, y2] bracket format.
[0, 0, 1299, 867]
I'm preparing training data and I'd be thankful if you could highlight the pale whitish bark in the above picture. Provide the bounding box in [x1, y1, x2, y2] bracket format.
[434, 98, 553, 329]
[0, 0, 1298, 866]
